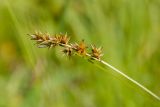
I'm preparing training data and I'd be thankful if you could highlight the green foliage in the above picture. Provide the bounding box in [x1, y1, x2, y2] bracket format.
[0, 0, 160, 106]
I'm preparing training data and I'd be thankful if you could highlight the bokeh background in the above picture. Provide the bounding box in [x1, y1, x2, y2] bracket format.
[0, 0, 160, 107]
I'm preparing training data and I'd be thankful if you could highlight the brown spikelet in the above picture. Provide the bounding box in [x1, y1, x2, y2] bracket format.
[30, 32, 44, 44]
[55, 33, 70, 45]
[60, 33, 70, 44]
[91, 45, 103, 59]
[73, 40, 87, 55]
[30, 32, 41, 40]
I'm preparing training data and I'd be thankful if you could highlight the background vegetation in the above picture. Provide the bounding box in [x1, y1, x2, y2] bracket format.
[0, 0, 160, 106]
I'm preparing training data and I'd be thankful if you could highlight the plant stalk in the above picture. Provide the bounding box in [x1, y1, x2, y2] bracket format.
[98, 59, 160, 101]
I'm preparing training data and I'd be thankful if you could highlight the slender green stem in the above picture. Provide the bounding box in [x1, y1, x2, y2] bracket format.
[98, 59, 160, 101]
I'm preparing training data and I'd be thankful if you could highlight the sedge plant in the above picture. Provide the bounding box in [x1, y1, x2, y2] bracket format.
[29, 32, 160, 101]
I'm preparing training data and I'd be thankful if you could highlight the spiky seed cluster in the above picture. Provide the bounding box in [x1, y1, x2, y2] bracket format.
[29, 32, 103, 60]
[55, 33, 70, 45]
[91, 45, 103, 59]
[72, 40, 87, 55]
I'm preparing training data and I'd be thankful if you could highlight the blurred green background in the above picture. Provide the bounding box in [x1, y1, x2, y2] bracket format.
[0, 0, 160, 107]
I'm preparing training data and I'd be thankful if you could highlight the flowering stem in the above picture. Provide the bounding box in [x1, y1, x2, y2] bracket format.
[29, 32, 160, 101]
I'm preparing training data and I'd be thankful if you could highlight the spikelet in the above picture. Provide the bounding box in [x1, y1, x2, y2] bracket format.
[56, 33, 70, 45]
[72, 40, 87, 56]
[91, 45, 103, 59]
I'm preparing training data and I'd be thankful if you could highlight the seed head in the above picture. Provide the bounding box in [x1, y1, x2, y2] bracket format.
[91, 45, 103, 59]
[29, 32, 103, 60]
[55, 33, 70, 45]
[73, 40, 87, 55]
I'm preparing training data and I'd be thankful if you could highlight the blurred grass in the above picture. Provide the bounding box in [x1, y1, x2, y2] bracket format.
[0, 0, 160, 106]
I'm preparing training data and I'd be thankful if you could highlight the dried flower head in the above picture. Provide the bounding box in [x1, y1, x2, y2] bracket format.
[91, 45, 103, 59]
[73, 40, 87, 55]
[55, 33, 70, 45]
[29, 32, 44, 44]
[37, 35, 50, 48]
